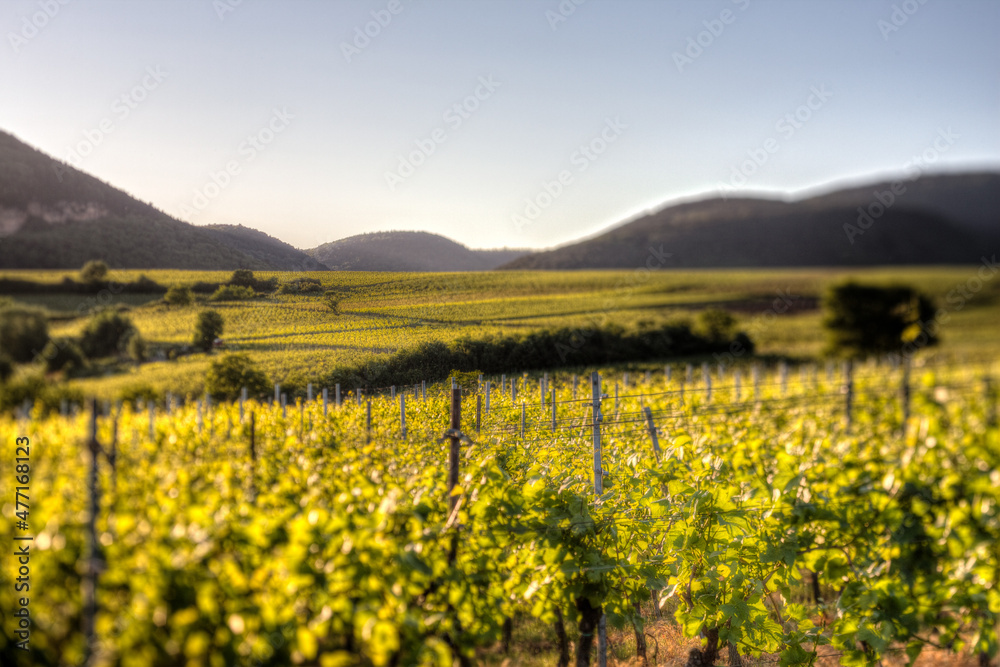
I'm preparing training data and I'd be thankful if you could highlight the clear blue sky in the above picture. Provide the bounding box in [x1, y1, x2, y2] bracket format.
[3, 0, 998, 250]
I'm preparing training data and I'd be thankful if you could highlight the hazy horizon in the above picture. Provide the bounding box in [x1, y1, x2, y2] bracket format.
[4, 0, 999, 251]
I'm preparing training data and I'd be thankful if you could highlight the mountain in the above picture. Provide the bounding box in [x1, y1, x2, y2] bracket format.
[0, 130, 325, 270]
[308, 231, 529, 271]
[500, 172, 1000, 270]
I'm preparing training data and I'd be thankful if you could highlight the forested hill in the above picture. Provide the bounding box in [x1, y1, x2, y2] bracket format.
[0, 130, 325, 270]
[500, 172, 1000, 269]
[308, 231, 529, 271]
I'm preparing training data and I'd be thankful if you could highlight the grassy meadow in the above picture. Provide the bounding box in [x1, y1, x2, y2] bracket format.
[2, 265, 998, 401]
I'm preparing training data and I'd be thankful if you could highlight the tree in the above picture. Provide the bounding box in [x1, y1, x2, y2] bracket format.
[164, 285, 193, 306]
[80, 260, 109, 283]
[205, 353, 269, 400]
[41, 339, 87, 374]
[80, 309, 137, 358]
[0, 305, 50, 363]
[193, 310, 224, 352]
[229, 269, 255, 288]
[695, 308, 736, 344]
[823, 282, 938, 359]
[0, 353, 13, 383]
[209, 285, 255, 302]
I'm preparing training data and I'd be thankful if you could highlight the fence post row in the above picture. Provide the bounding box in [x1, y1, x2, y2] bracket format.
[82, 400, 101, 664]
[400, 393, 407, 439]
[643, 406, 661, 459]
[551, 387, 557, 431]
[366, 400, 372, 444]
[476, 395, 482, 435]
[590, 372, 608, 666]
[447, 384, 462, 565]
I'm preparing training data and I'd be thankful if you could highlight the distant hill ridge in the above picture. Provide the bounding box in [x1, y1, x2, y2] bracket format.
[500, 172, 1000, 269]
[1, 128, 997, 272]
[0, 129, 325, 270]
[307, 231, 529, 271]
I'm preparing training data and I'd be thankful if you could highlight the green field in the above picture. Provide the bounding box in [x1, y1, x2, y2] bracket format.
[1, 359, 997, 666]
[2, 266, 999, 401]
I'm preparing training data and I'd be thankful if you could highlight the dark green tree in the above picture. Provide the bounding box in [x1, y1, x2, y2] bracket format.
[193, 310, 224, 352]
[80, 260, 109, 283]
[205, 353, 269, 400]
[695, 308, 736, 344]
[823, 282, 938, 359]
[80, 309, 137, 358]
[0, 306, 50, 363]
[164, 285, 193, 306]
[0, 353, 13, 383]
[41, 339, 87, 374]
[228, 269, 255, 288]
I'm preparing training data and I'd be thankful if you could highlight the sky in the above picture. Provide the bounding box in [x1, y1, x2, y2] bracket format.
[2, 0, 998, 251]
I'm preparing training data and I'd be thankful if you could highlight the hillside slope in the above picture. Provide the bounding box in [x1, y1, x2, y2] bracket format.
[501, 173, 1000, 270]
[0, 130, 324, 270]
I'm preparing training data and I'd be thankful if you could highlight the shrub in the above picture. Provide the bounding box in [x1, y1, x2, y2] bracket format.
[41, 338, 87, 374]
[0, 354, 12, 383]
[80, 260, 109, 283]
[0, 305, 50, 363]
[80, 309, 137, 358]
[205, 353, 270, 401]
[193, 310, 224, 353]
[695, 308, 736, 344]
[209, 285, 255, 302]
[824, 282, 938, 359]
[227, 270, 277, 293]
[228, 269, 255, 288]
[164, 285, 193, 306]
[278, 277, 323, 294]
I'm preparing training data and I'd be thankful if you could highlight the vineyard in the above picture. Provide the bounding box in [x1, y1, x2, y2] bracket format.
[1, 358, 998, 666]
[2, 265, 995, 401]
